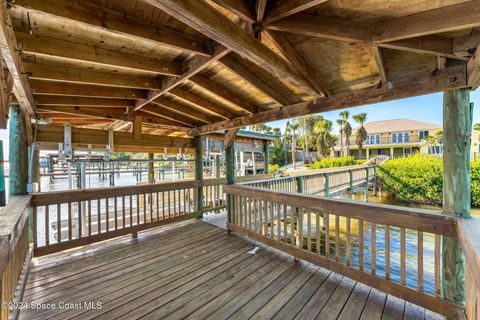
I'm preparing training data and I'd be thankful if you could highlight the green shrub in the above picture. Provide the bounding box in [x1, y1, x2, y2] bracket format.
[309, 156, 362, 169]
[268, 164, 280, 174]
[377, 154, 480, 207]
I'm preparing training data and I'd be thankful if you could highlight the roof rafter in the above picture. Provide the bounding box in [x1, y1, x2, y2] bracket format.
[141, 104, 202, 127]
[10, 0, 212, 56]
[145, 0, 321, 97]
[210, 0, 256, 24]
[371, 47, 388, 85]
[467, 43, 480, 90]
[193, 65, 467, 135]
[263, 0, 328, 24]
[153, 98, 220, 124]
[32, 96, 134, 108]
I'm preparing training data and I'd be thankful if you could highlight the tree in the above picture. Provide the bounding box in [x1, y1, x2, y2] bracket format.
[353, 113, 368, 159]
[314, 119, 337, 158]
[474, 123, 480, 131]
[288, 122, 300, 169]
[340, 111, 351, 157]
[300, 116, 308, 163]
[424, 130, 443, 145]
[336, 119, 344, 157]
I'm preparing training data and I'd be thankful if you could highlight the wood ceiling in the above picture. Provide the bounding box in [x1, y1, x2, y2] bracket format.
[2, 0, 480, 138]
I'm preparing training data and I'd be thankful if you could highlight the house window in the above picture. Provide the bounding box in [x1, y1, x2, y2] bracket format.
[428, 145, 443, 155]
[419, 130, 429, 140]
[404, 132, 410, 142]
[392, 132, 409, 143]
[392, 133, 397, 143]
[367, 134, 380, 145]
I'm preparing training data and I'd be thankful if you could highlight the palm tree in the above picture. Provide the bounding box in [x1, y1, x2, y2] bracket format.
[424, 130, 443, 145]
[340, 111, 351, 157]
[474, 123, 480, 131]
[314, 119, 333, 158]
[288, 122, 300, 169]
[301, 116, 309, 163]
[353, 113, 368, 159]
[336, 119, 344, 157]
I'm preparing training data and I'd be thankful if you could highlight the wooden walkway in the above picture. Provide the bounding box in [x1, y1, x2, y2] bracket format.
[20, 219, 443, 320]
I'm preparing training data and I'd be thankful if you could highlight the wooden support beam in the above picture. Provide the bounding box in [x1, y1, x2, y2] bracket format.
[190, 74, 257, 114]
[8, 106, 28, 196]
[194, 135, 204, 212]
[266, 14, 469, 61]
[153, 98, 220, 124]
[225, 128, 237, 226]
[372, 1, 480, 43]
[210, 0, 256, 23]
[146, 0, 319, 97]
[263, 0, 328, 24]
[33, 96, 135, 108]
[10, 1, 211, 56]
[0, 1, 35, 117]
[168, 87, 235, 119]
[140, 104, 201, 127]
[35, 125, 194, 149]
[29, 80, 147, 100]
[193, 64, 467, 135]
[371, 47, 388, 85]
[219, 55, 291, 106]
[442, 88, 472, 305]
[224, 128, 239, 148]
[15, 32, 182, 77]
[134, 45, 231, 110]
[263, 30, 329, 96]
[133, 113, 143, 140]
[467, 43, 480, 90]
[255, 0, 267, 22]
[24, 63, 164, 90]
[0, 64, 12, 129]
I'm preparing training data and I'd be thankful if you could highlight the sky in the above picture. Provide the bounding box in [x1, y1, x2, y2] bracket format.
[0, 90, 479, 158]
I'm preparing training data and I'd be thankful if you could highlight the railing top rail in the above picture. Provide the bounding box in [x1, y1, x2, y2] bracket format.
[457, 218, 480, 288]
[224, 184, 456, 236]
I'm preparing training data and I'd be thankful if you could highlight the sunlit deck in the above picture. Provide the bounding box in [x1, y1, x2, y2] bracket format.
[20, 219, 443, 320]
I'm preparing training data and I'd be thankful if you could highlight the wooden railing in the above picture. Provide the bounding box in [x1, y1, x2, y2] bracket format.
[243, 166, 376, 197]
[458, 218, 480, 320]
[224, 185, 464, 318]
[0, 196, 32, 320]
[30, 173, 271, 256]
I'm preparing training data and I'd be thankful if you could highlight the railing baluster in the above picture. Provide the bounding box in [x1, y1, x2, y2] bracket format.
[276, 203, 281, 240]
[307, 211, 311, 252]
[137, 194, 140, 224]
[114, 197, 118, 230]
[283, 204, 287, 243]
[270, 200, 274, 237]
[324, 212, 330, 258]
[371, 222, 376, 275]
[162, 192, 165, 219]
[298, 208, 303, 249]
[167, 191, 171, 218]
[129, 195, 133, 227]
[258, 199, 263, 235]
[57, 203, 61, 242]
[400, 227, 406, 285]
[418, 231, 424, 292]
[335, 214, 340, 261]
[156, 192, 159, 220]
[78, 201, 82, 239]
[45, 205, 49, 246]
[68, 202, 72, 241]
[434, 234, 441, 297]
[88, 200, 92, 237]
[346, 217, 351, 266]
[106, 198, 109, 232]
[316, 213, 320, 255]
[359, 219, 364, 270]
[122, 196, 126, 228]
[290, 206, 295, 246]
[97, 199, 101, 234]
[385, 225, 390, 280]
[33, 207, 37, 248]
[264, 201, 269, 236]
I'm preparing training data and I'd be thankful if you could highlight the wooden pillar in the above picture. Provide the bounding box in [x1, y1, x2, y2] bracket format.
[263, 140, 269, 174]
[148, 153, 155, 184]
[194, 136, 203, 213]
[0, 141, 5, 206]
[225, 129, 238, 225]
[442, 88, 472, 304]
[9, 106, 28, 196]
[31, 147, 41, 192]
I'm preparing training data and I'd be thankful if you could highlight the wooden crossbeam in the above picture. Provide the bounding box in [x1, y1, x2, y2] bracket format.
[140, 104, 202, 127]
[372, 1, 480, 43]
[263, 0, 328, 24]
[190, 74, 257, 114]
[224, 128, 239, 148]
[24, 63, 163, 90]
[32, 96, 134, 108]
[146, 0, 320, 97]
[371, 47, 388, 85]
[210, 0, 256, 24]
[262, 30, 329, 97]
[168, 87, 235, 119]
[10, 0, 211, 56]
[0, 66, 12, 129]
[219, 54, 291, 106]
[15, 32, 182, 77]
[0, 1, 34, 116]
[153, 98, 220, 124]
[467, 43, 480, 90]
[193, 65, 468, 135]
[134, 45, 231, 111]
[265, 13, 469, 61]
[255, 0, 267, 22]
[30, 80, 147, 100]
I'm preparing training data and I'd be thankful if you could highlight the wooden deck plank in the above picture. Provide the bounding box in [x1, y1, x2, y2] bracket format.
[18, 220, 443, 320]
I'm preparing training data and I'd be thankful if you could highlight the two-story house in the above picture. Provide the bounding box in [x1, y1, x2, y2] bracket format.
[334, 119, 442, 159]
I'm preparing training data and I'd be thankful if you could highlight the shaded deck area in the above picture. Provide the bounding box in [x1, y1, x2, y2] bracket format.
[20, 219, 443, 320]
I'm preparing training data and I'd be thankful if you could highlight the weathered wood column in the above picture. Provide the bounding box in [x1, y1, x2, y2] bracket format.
[0, 141, 5, 206]
[148, 153, 155, 184]
[225, 129, 238, 226]
[263, 140, 269, 174]
[194, 136, 204, 214]
[31, 147, 41, 192]
[9, 106, 29, 196]
[442, 88, 472, 305]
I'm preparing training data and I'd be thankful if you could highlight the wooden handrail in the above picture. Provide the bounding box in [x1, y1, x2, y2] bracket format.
[224, 185, 457, 236]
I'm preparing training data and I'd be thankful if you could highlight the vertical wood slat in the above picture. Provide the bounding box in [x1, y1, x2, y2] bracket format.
[371, 222, 376, 275]
[68, 202, 72, 241]
[385, 225, 390, 280]
[33, 207, 37, 248]
[129, 195, 133, 227]
[307, 210, 311, 252]
[298, 208, 303, 249]
[418, 231, 424, 292]
[435, 234, 441, 297]
[324, 212, 330, 259]
[359, 219, 364, 271]
[78, 201, 81, 239]
[259, 200, 263, 235]
[45, 205, 49, 246]
[97, 199, 101, 234]
[316, 214, 320, 255]
[283, 204, 287, 243]
[335, 214, 340, 262]
[122, 196, 126, 228]
[88, 200, 92, 237]
[346, 217, 351, 266]
[106, 198, 109, 232]
[270, 201, 274, 238]
[400, 227, 406, 285]
[114, 197, 118, 230]
[57, 203, 61, 243]
[290, 206, 295, 246]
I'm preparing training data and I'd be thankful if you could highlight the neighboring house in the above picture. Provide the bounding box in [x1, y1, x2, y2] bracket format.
[334, 119, 442, 159]
[419, 129, 480, 160]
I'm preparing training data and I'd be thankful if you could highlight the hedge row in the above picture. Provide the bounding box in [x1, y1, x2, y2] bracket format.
[377, 154, 480, 207]
[309, 156, 364, 170]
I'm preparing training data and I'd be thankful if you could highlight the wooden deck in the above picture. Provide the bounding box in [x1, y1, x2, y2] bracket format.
[20, 219, 444, 320]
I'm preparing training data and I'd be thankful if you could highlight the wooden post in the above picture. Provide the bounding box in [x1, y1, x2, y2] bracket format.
[296, 176, 304, 194]
[31, 147, 40, 192]
[194, 136, 204, 214]
[442, 88, 472, 305]
[349, 169, 353, 199]
[263, 140, 269, 174]
[148, 153, 155, 184]
[225, 129, 238, 226]
[0, 141, 5, 206]
[9, 105, 28, 196]
[324, 173, 330, 197]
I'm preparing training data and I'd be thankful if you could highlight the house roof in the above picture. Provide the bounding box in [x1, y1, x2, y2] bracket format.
[359, 119, 441, 134]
